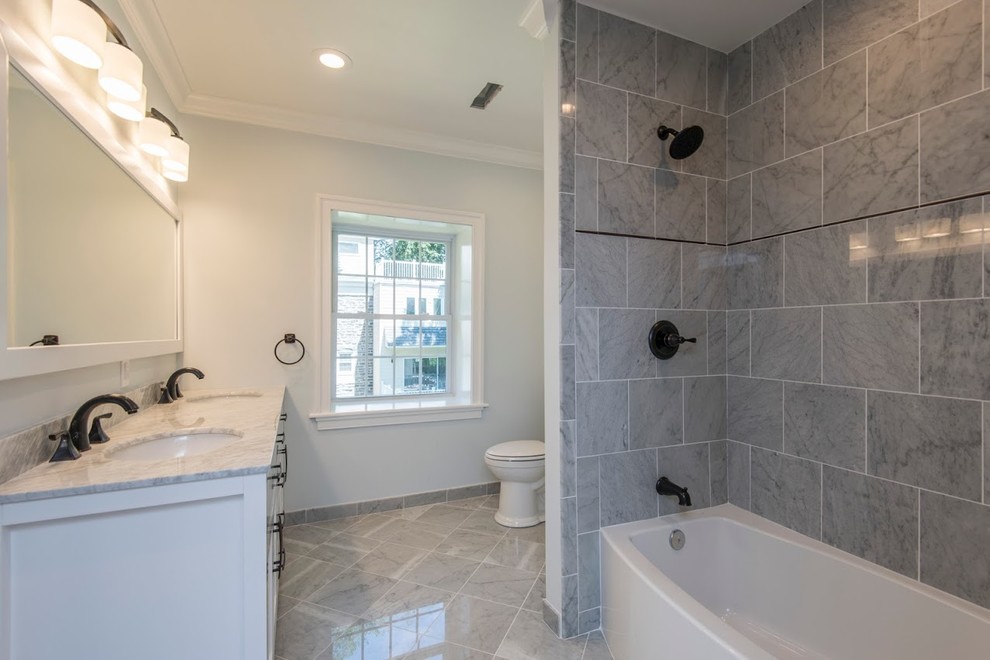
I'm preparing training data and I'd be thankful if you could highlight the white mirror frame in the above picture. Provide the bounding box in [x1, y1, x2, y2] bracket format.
[0, 21, 182, 381]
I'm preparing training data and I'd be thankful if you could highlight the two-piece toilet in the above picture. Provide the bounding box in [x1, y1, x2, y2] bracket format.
[484, 440, 545, 527]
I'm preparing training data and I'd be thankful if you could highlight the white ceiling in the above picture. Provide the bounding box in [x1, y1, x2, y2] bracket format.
[120, 0, 545, 168]
[120, 1, 808, 170]
[583, 0, 812, 52]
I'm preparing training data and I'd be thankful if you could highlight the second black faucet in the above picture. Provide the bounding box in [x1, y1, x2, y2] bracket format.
[159, 367, 205, 403]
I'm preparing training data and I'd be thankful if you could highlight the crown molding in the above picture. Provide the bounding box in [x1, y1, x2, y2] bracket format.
[116, 0, 191, 107]
[518, 0, 549, 39]
[183, 94, 542, 170]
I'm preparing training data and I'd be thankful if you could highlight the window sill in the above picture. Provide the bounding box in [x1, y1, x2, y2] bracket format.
[310, 400, 489, 430]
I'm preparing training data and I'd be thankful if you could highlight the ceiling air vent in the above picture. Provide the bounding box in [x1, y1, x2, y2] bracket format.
[470, 82, 503, 110]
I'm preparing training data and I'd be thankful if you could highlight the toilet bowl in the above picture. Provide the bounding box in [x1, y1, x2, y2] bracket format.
[484, 440, 545, 528]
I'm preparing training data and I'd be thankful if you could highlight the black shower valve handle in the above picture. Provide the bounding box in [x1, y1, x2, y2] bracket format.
[664, 334, 697, 348]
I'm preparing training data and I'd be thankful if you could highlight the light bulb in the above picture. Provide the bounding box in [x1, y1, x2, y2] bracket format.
[99, 42, 143, 101]
[316, 49, 351, 69]
[138, 116, 170, 157]
[51, 0, 106, 69]
[107, 84, 146, 122]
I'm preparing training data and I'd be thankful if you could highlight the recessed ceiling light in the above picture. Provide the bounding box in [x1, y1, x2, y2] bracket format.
[316, 49, 351, 70]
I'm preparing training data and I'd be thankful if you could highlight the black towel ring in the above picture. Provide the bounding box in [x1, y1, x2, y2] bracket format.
[274, 333, 306, 365]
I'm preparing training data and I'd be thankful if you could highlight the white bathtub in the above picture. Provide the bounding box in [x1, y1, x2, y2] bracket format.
[601, 504, 990, 659]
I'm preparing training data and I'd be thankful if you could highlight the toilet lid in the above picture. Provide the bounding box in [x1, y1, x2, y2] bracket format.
[486, 440, 545, 461]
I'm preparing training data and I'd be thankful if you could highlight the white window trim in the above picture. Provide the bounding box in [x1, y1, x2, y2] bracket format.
[311, 195, 487, 430]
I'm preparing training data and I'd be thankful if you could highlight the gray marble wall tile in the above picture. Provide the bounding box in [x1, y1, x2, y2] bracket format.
[656, 31, 707, 109]
[920, 0, 962, 15]
[728, 376, 784, 450]
[576, 4, 599, 82]
[785, 382, 866, 470]
[868, 390, 982, 501]
[575, 233, 626, 307]
[681, 108, 727, 179]
[708, 311, 727, 374]
[921, 299, 990, 400]
[658, 443, 711, 515]
[920, 89, 990, 203]
[868, 0, 982, 126]
[785, 50, 867, 157]
[823, 116, 919, 223]
[685, 376, 727, 444]
[628, 238, 681, 309]
[708, 49, 728, 115]
[920, 491, 990, 609]
[823, 467, 918, 577]
[868, 200, 984, 303]
[655, 310, 708, 377]
[576, 456, 600, 533]
[656, 171, 707, 242]
[707, 179, 727, 245]
[575, 156, 597, 231]
[683, 245, 727, 310]
[561, 39, 577, 119]
[560, 0, 576, 42]
[726, 310, 751, 375]
[727, 441, 751, 509]
[822, 303, 919, 391]
[785, 220, 868, 306]
[561, 345, 575, 421]
[561, 496, 579, 577]
[599, 160, 655, 237]
[579, 608, 601, 635]
[600, 449, 659, 525]
[560, 194, 575, 269]
[576, 80, 627, 161]
[628, 94, 682, 170]
[751, 449, 822, 539]
[562, 421, 577, 499]
[726, 174, 752, 243]
[986, 402, 989, 505]
[711, 440, 728, 505]
[986, 7, 989, 88]
[727, 42, 753, 115]
[752, 149, 823, 238]
[561, 269, 575, 345]
[577, 380, 628, 456]
[599, 12, 655, 96]
[751, 307, 822, 382]
[728, 91, 785, 178]
[560, 573, 578, 636]
[629, 379, 683, 449]
[561, 117, 575, 194]
[599, 308, 656, 380]
[576, 308, 599, 382]
[823, 0, 918, 65]
[727, 238, 783, 310]
[753, 0, 823, 101]
[577, 531, 600, 611]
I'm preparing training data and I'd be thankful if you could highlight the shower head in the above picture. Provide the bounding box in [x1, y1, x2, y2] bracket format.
[657, 125, 705, 160]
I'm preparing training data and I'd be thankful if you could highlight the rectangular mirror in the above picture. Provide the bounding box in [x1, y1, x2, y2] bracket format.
[0, 23, 182, 380]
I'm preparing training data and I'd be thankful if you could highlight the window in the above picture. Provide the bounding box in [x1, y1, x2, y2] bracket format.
[313, 196, 486, 430]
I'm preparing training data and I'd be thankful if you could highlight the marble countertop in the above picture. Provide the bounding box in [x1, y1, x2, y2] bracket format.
[0, 388, 286, 504]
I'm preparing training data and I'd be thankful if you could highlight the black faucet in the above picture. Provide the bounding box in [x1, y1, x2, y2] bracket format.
[67, 394, 139, 454]
[160, 367, 205, 403]
[656, 476, 692, 507]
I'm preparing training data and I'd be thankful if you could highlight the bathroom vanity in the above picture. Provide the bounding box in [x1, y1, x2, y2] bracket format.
[0, 389, 286, 660]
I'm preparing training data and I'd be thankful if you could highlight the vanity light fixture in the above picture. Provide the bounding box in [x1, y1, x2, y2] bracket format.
[316, 49, 352, 69]
[98, 41, 143, 101]
[107, 83, 146, 122]
[50, 0, 106, 69]
[145, 108, 190, 183]
[138, 112, 171, 157]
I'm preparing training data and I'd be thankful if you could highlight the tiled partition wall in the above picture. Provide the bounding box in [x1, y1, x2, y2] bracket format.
[724, 0, 990, 611]
[556, 0, 730, 638]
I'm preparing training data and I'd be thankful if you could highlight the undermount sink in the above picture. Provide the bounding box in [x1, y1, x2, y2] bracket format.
[108, 430, 243, 461]
[185, 391, 263, 403]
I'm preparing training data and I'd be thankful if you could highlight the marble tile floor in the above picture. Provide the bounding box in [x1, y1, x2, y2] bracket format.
[276, 494, 613, 660]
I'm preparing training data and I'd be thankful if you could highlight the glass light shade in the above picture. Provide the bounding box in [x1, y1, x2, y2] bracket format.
[162, 167, 188, 183]
[51, 0, 106, 69]
[107, 84, 146, 122]
[162, 136, 190, 173]
[138, 116, 170, 157]
[99, 42, 143, 101]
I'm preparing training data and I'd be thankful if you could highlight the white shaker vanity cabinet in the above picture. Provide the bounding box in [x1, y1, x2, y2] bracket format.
[0, 389, 287, 660]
